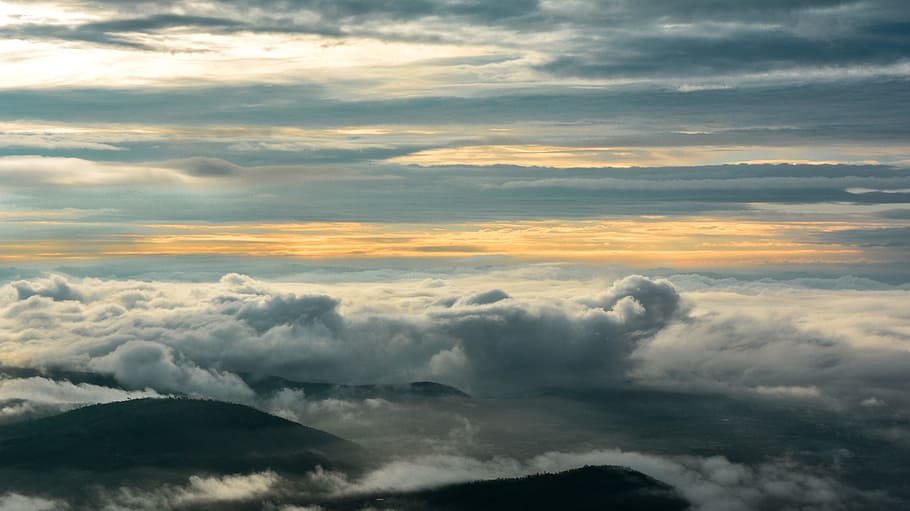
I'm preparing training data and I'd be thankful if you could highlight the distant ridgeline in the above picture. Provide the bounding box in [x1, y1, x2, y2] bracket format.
[0, 365, 470, 401]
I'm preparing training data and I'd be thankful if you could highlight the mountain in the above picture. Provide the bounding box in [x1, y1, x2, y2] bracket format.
[0, 399, 691, 511]
[241, 373, 470, 400]
[368, 465, 688, 511]
[0, 365, 470, 401]
[204, 465, 689, 511]
[0, 398, 367, 493]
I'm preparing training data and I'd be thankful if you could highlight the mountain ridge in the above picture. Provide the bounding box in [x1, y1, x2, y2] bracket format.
[0, 397, 367, 480]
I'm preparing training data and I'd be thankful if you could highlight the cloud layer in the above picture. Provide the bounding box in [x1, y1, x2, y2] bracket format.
[5, 449, 880, 511]
[1, 270, 907, 416]
[0, 273, 684, 395]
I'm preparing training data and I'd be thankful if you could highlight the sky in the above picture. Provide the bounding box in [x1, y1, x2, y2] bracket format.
[0, 0, 907, 274]
[0, 1, 909, 510]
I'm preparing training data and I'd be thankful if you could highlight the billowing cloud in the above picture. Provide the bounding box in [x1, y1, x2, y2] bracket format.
[634, 312, 910, 411]
[0, 270, 906, 416]
[11, 275, 84, 302]
[89, 341, 255, 402]
[0, 273, 689, 394]
[235, 294, 343, 335]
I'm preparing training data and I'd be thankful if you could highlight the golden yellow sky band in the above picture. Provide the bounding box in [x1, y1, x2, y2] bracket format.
[0, 217, 881, 267]
[389, 144, 910, 168]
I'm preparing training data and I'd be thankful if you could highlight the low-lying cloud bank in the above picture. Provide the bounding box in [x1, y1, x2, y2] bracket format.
[0, 376, 161, 424]
[5, 449, 884, 511]
[0, 493, 62, 511]
[0, 271, 908, 418]
[332, 450, 873, 511]
[99, 471, 280, 510]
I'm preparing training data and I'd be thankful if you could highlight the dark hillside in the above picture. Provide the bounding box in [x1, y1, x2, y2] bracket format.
[0, 398, 366, 487]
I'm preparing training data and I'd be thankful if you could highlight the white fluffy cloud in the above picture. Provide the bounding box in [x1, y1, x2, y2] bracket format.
[0, 273, 684, 395]
[633, 311, 910, 410]
[97, 472, 279, 511]
[0, 270, 908, 415]
[89, 341, 255, 403]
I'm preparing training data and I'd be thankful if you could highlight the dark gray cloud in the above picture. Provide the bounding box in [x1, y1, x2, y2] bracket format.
[12, 276, 84, 302]
[86, 0, 541, 26]
[819, 226, 910, 247]
[3, 80, 907, 144]
[536, 1, 910, 78]
[2, 159, 907, 228]
[167, 157, 243, 177]
[541, 27, 910, 78]
[0, 14, 250, 50]
[436, 276, 683, 389]
[878, 209, 910, 220]
[235, 294, 343, 334]
[460, 289, 510, 305]
[0, 0, 537, 49]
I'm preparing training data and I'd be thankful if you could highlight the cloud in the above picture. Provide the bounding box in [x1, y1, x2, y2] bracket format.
[755, 385, 823, 399]
[633, 311, 910, 410]
[432, 276, 683, 390]
[0, 376, 161, 423]
[0, 376, 160, 407]
[459, 288, 510, 305]
[174, 472, 279, 505]
[1, 270, 908, 415]
[538, 27, 910, 79]
[0, 269, 906, 507]
[89, 341, 255, 402]
[0, 494, 64, 511]
[12, 275, 84, 302]
[235, 294, 343, 335]
[0, 273, 685, 395]
[315, 449, 873, 511]
[587, 275, 684, 329]
[97, 472, 279, 511]
[51, 448, 880, 511]
[0, 155, 381, 190]
[0, 156, 196, 186]
[1, 0, 908, 96]
[166, 157, 243, 177]
[0, 14, 252, 51]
